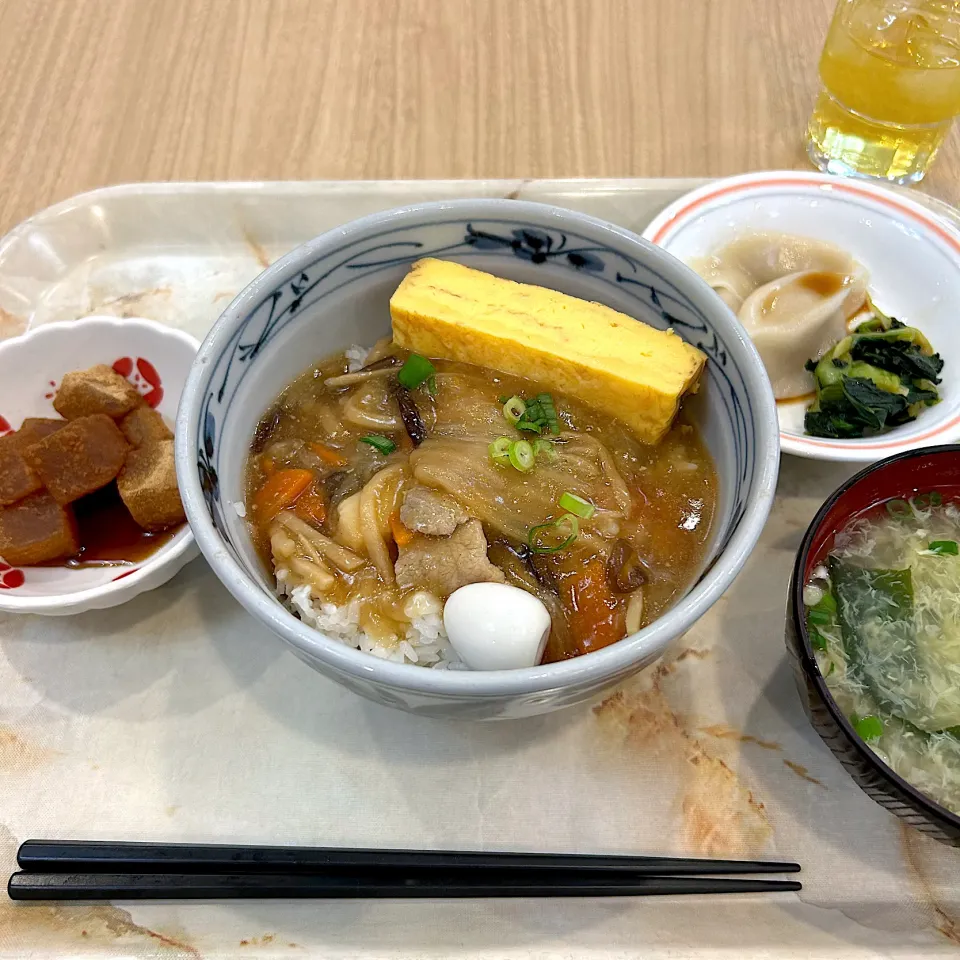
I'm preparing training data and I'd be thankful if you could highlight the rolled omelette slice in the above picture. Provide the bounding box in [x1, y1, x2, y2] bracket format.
[389, 258, 706, 444]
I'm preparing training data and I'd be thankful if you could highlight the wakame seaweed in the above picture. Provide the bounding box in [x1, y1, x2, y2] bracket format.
[827, 558, 960, 736]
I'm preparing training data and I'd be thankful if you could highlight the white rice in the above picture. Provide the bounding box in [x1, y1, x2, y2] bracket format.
[345, 344, 369, 372]
[281, 581, 464, 668]
[232, 501, 247, 518]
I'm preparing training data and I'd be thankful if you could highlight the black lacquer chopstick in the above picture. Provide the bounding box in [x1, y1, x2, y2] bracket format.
[8, 871, 802, 901]
[17, 840, 801, 877]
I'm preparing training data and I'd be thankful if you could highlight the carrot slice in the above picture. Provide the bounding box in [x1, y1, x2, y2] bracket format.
[566, 559, 625, 655]
[293, 485, 327, 527]
[253, 469, 313, 523]
[308, 442, 348, 467]
[389, 510, 415, 547]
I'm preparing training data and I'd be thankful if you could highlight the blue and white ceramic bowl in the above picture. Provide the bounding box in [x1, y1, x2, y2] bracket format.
[175, 200, 779, 720]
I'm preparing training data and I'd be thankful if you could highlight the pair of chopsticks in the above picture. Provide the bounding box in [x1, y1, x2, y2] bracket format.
[8, 840, 801, 900]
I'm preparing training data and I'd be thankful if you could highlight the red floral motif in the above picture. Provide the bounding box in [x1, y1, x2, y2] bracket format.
[0, 561, 24, 589]
[43, 379, 57, 400]
[0, 415, 11, 437]
[113, 357, 164, 408]
[112, 568, 138, 582]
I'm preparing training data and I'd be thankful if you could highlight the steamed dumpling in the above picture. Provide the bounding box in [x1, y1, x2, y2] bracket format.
[691, 233, 858, 314]
[739, 268, 868, 399]
[688, 255, 755, 312]
[711, 233, 856, 285]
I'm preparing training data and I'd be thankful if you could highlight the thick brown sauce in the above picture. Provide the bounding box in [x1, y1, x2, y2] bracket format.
[776, 390, 816, 405]
[42, 485, 180, 568]
[245, 348, 718, 660]
[796, 270, 846, 297]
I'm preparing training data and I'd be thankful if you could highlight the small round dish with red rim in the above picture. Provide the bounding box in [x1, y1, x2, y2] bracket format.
[0, 316, 200, 615]
[787, 444, 960, 845]
[643, 171, 960, 463]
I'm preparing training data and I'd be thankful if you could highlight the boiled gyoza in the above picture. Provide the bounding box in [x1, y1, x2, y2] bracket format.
[690, 232, 868, 399]
[691, 232, 858, 314]
[738, 267, 868, 399]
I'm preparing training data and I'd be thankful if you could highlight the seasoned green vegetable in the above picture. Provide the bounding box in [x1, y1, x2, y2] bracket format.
[803, 316, 943, 439]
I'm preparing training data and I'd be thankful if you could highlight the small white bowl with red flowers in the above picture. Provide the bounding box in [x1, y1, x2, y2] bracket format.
[0, 316, 199, 614]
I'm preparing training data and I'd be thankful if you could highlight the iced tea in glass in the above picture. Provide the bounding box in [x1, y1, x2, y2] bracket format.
[807, 0, 960, 183]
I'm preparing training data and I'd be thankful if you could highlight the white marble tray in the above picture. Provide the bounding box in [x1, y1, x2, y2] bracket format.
[0, 179, 958, 959]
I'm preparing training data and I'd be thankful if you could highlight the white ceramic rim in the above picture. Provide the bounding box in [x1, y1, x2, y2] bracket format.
[642, 170, 960, 462]
[0, 317, 200, 614]
[176, 198, 780, 698]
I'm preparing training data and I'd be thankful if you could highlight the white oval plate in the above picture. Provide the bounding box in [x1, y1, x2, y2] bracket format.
[0, 316, 200, 614]
[643, 171, 960, 462]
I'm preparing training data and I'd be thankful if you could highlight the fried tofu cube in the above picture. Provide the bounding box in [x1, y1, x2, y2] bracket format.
[17, 418, 67, 445]
[117, 440, 184, 530]
[120, 406, 173, 447]
[0, 433, 42, 506]
[53, 364, 142, 420]
[0, 418, 68, 506]
[0, 491, 79, 565]
[25, 414, 129, 504]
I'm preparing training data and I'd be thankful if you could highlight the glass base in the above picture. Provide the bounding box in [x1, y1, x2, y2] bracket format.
[806, 137, 926, 186]
[805, 88, 951, 185]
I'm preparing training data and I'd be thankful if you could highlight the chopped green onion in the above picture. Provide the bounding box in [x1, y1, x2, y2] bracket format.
[503, 396, 526, 424]
[534, 438, 558, 462]
[825, 660, 835, 676]
[537, 392, 561, 434]
[426, 375, 438, 396]
[528, 513, 579, 554]
[489, 436, 512, 466]
[559, 491, 596, 519]
[807, 592, 836, 649]
[886, 498, 911, 519]
[397, 354, 436, 390]
[517, 403, 545, 433]
[913, 491, 943, 511]
[928, 540, 959, 555]
[513, 396, 550, 434]
[516, 418, 545, 434]
[360, 434, 397, 455]
[854, 714, 884, 741]
[814, 592, 838, 616]
[508, 440, 535, 473]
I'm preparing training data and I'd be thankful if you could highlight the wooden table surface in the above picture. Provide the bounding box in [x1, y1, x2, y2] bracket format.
[1, 0, 959, 236]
